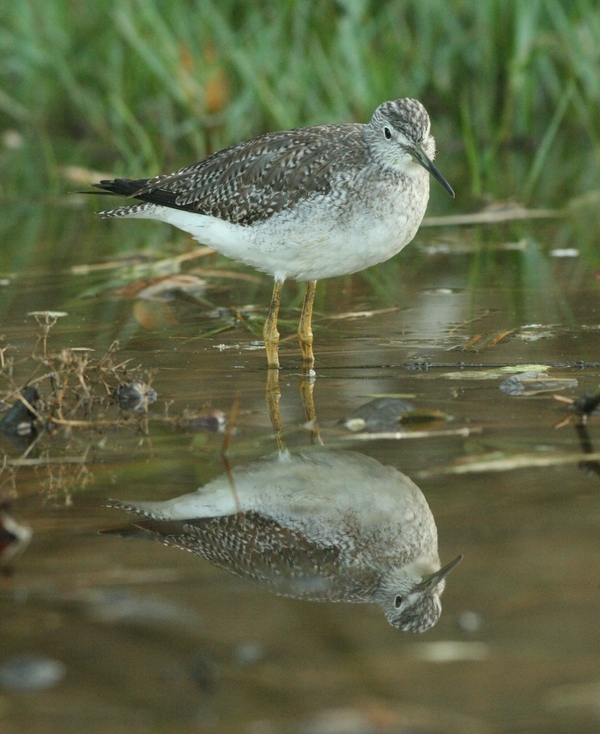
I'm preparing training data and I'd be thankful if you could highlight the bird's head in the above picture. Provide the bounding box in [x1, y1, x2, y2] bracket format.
[377, 554, 463, 633]
[366, 98, 454, 197]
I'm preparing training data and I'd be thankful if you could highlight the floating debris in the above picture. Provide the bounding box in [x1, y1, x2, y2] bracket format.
[328, 305, 404, 321]
[346, 426, 479, 442]
[455, 329, 517, 351]
[422, 287, 456, 295]
[550, 248, 579, 257]
[299, 703, 491, 734]
[411, 641, 489, 662]
[441, 365, 551, 380]
[514, 324, 558, 341]
[420, 239, 528, 255]
[27, 311, 69, 319]
[418, 451, 600, 477]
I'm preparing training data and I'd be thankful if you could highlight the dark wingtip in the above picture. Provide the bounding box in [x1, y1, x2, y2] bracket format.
[87, 178, 147, 198]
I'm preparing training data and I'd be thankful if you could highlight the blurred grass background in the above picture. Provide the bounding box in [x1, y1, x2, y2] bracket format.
[1, 0, 600, 208]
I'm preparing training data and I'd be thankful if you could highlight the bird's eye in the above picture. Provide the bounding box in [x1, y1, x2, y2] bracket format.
[383, 126, 392, 140]
[394, 595, 402, 609]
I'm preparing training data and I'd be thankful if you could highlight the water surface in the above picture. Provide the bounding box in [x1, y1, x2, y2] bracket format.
[0, 203, 599, 734]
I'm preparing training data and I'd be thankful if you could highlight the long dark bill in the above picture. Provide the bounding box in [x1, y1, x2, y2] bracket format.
[418, 554, 463, 590]
[411, 147, 455, 198]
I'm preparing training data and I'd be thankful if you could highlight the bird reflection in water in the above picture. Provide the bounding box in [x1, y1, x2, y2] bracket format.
[111, 448, 460, 632]
[109, 365, 461, 632]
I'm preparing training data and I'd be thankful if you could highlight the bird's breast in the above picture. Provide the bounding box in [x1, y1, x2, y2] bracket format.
[247, 169, 431, 282]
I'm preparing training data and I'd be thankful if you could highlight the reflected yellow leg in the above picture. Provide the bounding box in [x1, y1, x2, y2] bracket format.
[264, 279, 284, 369]
[265, 367, 286, 453]
[299, 372, 323, 446]
[298, 280, 317, 369]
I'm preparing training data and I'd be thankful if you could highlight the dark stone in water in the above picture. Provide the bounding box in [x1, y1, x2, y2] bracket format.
[113, 380, 157, 411]
[0, 386, 39, 448]
[343, 397, 415, 432]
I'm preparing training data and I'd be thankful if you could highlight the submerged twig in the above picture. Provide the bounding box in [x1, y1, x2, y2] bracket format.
[70, 246, 215, 275]
[418, 451, 600, 477]
[343, 426, 481, 441]
[422, 206, 562, 227]
[328, 305, 404, 321]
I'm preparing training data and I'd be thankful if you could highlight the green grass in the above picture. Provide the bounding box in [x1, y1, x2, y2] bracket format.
[1, 0, 600, 207]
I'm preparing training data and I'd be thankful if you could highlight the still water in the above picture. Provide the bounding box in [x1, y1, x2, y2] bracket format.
[0, 203, 599, 733]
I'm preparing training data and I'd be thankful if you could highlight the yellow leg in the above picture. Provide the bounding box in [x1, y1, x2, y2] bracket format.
[264, 279, 284, 369]
[265, 367, 287, 453]
[298, 280, 317, 369]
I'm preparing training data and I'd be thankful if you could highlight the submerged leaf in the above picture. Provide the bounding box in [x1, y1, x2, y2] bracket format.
[499, 371, 577, 396]
[442, 365, 551, 380]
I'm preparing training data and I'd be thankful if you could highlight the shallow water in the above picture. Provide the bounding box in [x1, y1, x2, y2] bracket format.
[0, 204, 599, 733]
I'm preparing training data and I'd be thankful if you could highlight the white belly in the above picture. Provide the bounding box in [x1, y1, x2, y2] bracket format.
[127, 171, 430, 282]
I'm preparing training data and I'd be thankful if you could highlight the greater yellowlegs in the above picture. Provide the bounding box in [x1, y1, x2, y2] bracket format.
[95, 98, 454, 368]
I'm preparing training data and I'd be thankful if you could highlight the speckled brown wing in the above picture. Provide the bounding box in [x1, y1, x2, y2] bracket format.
[99, 124, 369, 226]
[152, 512, 340, 584]
[121, 510, 379, 601]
